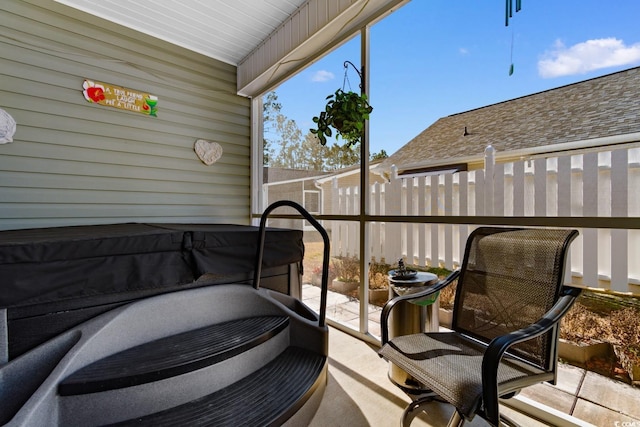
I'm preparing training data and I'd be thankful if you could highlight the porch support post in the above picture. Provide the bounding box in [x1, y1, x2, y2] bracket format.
[251, 96, 264, 225]
[359, 25, 371, 334]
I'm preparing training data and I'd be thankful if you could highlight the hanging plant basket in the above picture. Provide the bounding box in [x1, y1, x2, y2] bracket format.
[310, 89, 372, 147]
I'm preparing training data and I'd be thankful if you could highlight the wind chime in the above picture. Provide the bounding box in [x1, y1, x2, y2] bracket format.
[505, 0, 522, 76]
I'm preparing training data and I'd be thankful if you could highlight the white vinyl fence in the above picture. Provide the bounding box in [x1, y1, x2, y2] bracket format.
[331, 146, 640, 295]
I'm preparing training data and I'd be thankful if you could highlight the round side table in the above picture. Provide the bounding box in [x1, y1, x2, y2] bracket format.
[387, 270, 440, 391]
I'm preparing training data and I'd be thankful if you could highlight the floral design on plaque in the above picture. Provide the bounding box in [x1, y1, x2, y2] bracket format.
[194, 139, 223, 165]
[82, 80, 106, 103]
[142, 95, 158, 117]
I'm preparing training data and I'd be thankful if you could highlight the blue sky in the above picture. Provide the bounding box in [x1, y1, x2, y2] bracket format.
[270, 0, 640, 157]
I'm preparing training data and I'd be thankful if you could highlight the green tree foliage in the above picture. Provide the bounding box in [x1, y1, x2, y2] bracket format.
[371, 149, 388, 161]
[325, 143, 359, 170]
[262, 92, 281, 166]
[300, 133, 330, 170]
[270, 113, 304, 169]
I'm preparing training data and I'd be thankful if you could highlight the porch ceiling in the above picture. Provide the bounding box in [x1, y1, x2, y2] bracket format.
[54, 0, 409, 97]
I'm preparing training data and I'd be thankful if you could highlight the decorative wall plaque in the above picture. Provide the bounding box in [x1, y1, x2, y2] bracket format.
[194, 139, 223, 165]
[82, 79, 158, 117]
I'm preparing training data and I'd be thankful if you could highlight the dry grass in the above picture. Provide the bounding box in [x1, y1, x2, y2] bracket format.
[561, 295, 640, 347]
[301, 241, 326, 284]
[560, 302, 612, 344]
[560, 299, 640, 383]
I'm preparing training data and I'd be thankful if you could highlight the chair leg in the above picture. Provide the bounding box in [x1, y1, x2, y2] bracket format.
[498, 412, 520, 427]
[400, 396, 435, 427]
[446, 410, 465, 427]
[401, 397, 468, 427]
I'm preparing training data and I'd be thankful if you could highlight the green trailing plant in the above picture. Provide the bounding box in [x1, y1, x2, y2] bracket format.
[310, 89, 372, 147]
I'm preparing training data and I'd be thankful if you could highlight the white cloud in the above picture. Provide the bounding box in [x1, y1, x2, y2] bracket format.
[538, 37, 640, 78]
[311, 70, 335, 82]
[459, 47, 469, 55]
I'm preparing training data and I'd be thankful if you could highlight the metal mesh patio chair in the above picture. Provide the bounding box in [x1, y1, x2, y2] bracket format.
[379, 227, 580, 427]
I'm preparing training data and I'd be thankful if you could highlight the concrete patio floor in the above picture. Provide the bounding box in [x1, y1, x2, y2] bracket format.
[302, 284, 640, 426]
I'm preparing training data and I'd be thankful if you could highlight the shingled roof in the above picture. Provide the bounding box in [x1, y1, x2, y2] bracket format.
[376, 66, 640, 176]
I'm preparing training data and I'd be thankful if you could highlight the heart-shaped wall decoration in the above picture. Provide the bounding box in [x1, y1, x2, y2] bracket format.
[0, 108, 16, 144]
[194, 139, 223, 165]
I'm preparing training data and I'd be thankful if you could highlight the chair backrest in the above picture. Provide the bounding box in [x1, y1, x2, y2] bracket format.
[452, 227, 578, 370]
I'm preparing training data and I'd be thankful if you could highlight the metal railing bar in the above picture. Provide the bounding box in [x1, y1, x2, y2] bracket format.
[251, 214, 640, 230]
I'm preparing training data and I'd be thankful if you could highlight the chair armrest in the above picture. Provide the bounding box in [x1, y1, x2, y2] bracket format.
[481, 286, 582, 425]
[380, 270, 460, 345]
